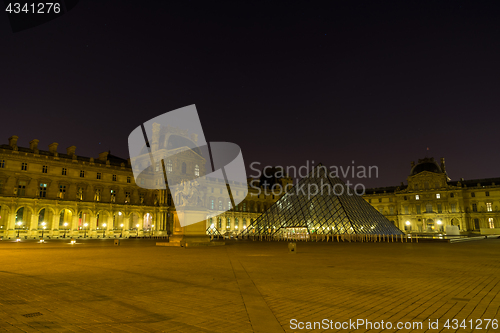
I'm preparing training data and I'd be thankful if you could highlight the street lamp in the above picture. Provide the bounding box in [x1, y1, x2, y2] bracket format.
[41, 222, 46, 238]
[63, 222, 68, 238]
[102, 223, 107, 238]
[120, 223, 123, 237]
[16, 221, 22, 237]
[84, 223, 88, 238]
[151, 224, 154, 237]
[136, 223, 139, 237]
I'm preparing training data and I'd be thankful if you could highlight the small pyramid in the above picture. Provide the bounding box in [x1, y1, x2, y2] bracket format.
[241, 163, 403, 236]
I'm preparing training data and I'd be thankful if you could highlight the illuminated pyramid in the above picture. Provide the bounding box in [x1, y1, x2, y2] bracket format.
[241, 164, 403, 236]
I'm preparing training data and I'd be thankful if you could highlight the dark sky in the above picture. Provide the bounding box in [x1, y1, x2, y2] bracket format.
[1, 0, 499, 188]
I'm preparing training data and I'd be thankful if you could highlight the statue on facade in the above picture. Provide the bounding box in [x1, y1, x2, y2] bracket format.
[176, 179, 204, 207]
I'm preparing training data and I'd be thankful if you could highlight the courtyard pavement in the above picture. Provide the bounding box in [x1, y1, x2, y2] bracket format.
[0, 238, 499, 332]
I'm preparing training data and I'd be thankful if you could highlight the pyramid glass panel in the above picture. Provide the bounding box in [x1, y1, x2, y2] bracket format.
[242, 164, 403, 236]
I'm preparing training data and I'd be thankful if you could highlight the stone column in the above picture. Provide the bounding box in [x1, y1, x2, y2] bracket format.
[71, 215, 79, 236]
[90, 215, 97, 237]
[30, 214, 38, 238]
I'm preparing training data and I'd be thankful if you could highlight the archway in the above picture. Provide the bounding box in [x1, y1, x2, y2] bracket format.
[426, 219, 435, 232]
[38, 208, 55, 230]
[451, 218, 460, 230]
[143, 212, 153, 230]
[15, 207, 31, 232]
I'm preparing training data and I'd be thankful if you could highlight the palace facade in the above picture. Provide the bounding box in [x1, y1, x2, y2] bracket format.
[364, 157, 500, 234]
[0, 135, 282, 239]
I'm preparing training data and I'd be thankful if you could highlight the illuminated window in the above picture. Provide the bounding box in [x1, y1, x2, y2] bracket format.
[42, 165, 48, 173]
[97, 172, 101, 180]
[235, 218, 239, 229]
[127, 176, 131, 183]
[112, 174, 117, 181]
[195, 165, 199, 177]
[415, 195, 420, 200]
[210, 199, 214, 210]
[167, 160, 173, 173]
[21, 162, 27, 171]
[436, 193, 440, 199]
[486, 202, 492, 212]
[59, 185, 66, 199]
[39, 183, 47, 198]
[218, 217, 222, 228]
[243, 218, 247, 228]
[226, 218, 231, 229]
[227, 200, 232, 210]
[79, 170, 85, 177]
[489, 218, 494, 228]
[218, 200, 223, 210]
[472, 203, 477, 212]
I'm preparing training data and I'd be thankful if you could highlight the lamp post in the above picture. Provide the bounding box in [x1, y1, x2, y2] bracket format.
[136, 223, 140, 237]
[41, 222, 46, 238]
[151, 224, 154, 237]
[16, 221, 22, 237]
[63, 222, 68, 238]
[84, 223, 88, 238]
[120, 223, 123, 237]
[102, 223, 107, 238]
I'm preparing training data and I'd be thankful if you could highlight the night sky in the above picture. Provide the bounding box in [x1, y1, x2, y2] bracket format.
[1, 0, 499, 188]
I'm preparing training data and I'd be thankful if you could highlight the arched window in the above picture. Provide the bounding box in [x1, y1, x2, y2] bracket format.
[210, 199, 215, 210]
[227, 199, 232, 210]
[218, 217, 222, 228]
[226, 217, 231, 229]
[181, 162, 187, 174]
[235, 218, 239, 230]
[209, 218, 213, 226]
[195, 164, 199, 177]
[218, 199, 223, 210]
[243, 218, 247, 228]
[167, 160, 173, 173]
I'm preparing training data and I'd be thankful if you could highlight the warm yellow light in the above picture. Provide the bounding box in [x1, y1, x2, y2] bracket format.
[152, 225, 154, 228]
[405, 221, 411, 225]
[64, 222, 68, 227]
[118, 212, 122, 216]
[437, 220, 442, 225]
[42, 222, 46, 226]
[84, 223, 88, 227]
[103, 223, 107, 227]
[17, 221, 22, 226]
[120, 224, 124, 227]
[136, 224, 139, 228]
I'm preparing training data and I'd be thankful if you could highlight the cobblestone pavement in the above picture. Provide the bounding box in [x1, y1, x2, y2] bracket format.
[0, 238, 499, 332]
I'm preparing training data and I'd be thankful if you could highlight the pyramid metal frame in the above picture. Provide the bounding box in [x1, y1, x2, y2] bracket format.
[241, 163, 403, 236]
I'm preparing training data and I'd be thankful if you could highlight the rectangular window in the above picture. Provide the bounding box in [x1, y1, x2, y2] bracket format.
[110, 189, 116, 202]
[218, 200, 223, 210]
[415, 195, 420, 200]
[437, 204, 442, 213]
[378, 198, 382, 203]
[42, 165, 48, 173]
[77, 187, 84, 200]
[404, 196, 407, 200]
[450, 193, 454, 198]
[125, 191, 131, 203]
[451, 203, 457, 213]
[95, 189, 101, 201]
[80, 170, 85, 178]
[21, 162, 27, 171]
[389, 206, 394, 214]
[218, 218, 222, 229]
[472, 203, 477, 212]
[97, 172, 101, 180]
[112, 174, 117, 181]
[489, 218, 494, 229]
[127, 176, 131, 183]
[59, 185, 66, 199]
[210, 199, 215, 210]
[0, 160, 4, 168]
[474, 218, 480, 230]
[243, 202, 246, 212]
[486, 191, 490, 197]
[471, 192, 475, 197]
[18, 181, 26, 196]
[62, 168, 67, 175]
[39, 183, 47, 198]
[404, 206, 409, 215]
[426, 204, 432, 213]
[389, 197, 393, 202]
[226, 218, 231, 229]
[436, 193, 440, 199]
[486, 202, 492, 212]
[416, 205, 421, 214]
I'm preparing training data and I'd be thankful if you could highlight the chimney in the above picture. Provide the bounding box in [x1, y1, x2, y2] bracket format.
[99, 151, 109, 162]
[440, 157, 446, 172]
[49, 142, 59, 156]
[29, 139, 39, 152]
[66, 145, 76, 157]
[8, 135, 18, 149]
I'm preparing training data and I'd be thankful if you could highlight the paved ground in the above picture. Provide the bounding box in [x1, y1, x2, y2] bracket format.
[0, 238, 499, 332]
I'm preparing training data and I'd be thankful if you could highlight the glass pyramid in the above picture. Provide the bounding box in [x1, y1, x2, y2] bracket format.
[241, 164, 403, 236]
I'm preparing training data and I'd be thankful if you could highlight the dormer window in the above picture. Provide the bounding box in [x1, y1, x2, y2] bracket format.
[415, 195, 420, 200]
